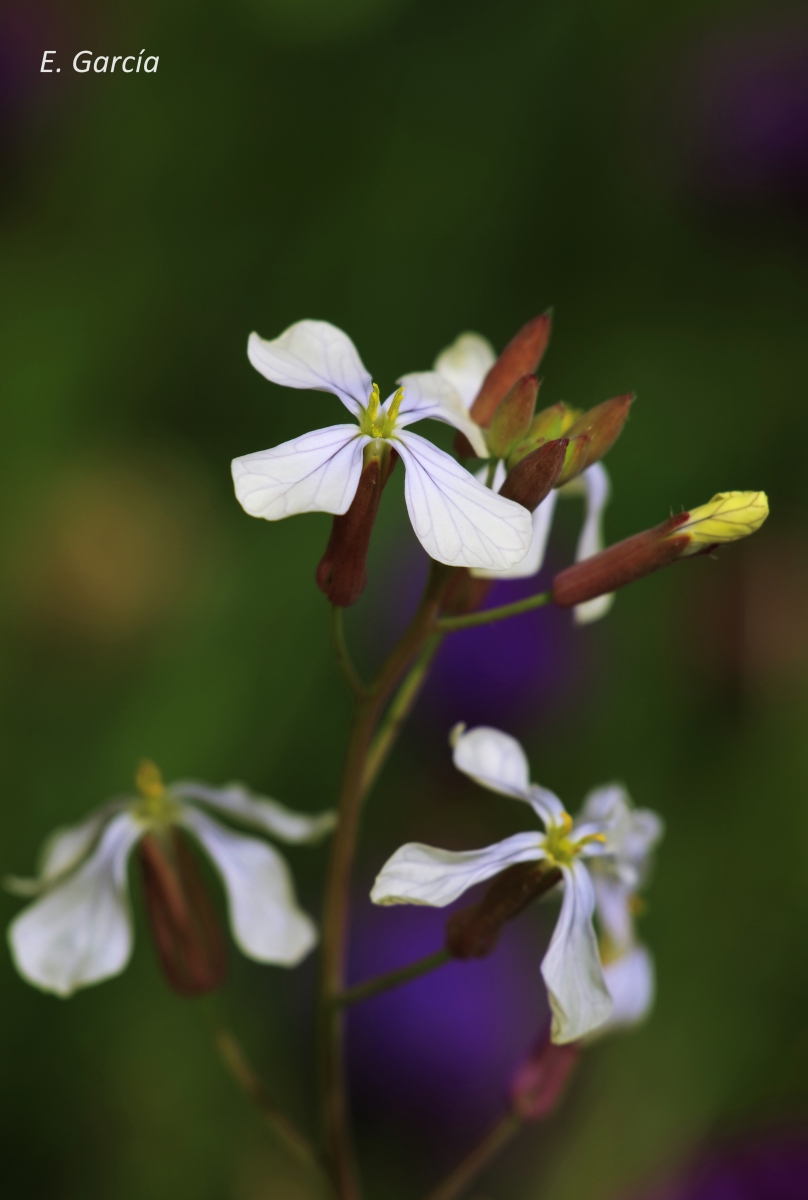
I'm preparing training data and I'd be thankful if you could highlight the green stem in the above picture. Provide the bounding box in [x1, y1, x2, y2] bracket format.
[335, 948, 450, 1009]
[484, 458, 499, 488]
[423, 1113, 522, 1200]
[361, 632, 444, 800]
[330, 606, 368, 699]
[317, 563, 454, 1199]
[436, 589, 552, 632]
[216, 1027, 331, 1192]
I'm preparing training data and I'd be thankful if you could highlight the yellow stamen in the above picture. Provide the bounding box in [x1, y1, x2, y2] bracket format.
[386, 385, 406, 425]
[367, 382, 380, 423]
[136, 759, 164, 800]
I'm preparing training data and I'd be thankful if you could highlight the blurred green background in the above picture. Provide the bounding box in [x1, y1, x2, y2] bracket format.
[2, 0, 807, 1197]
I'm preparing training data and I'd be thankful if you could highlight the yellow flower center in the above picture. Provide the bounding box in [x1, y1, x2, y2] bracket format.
[359, 383, 405, 440]
[133, 759, 180, 825]
[543, 811, 605, 867]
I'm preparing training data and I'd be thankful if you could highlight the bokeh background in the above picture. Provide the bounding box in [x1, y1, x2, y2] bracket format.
[1, 1, 807, 1197]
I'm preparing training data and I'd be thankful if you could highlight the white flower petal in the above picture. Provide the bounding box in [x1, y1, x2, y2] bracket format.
[452, 726, 531, 799]
[370, 832, 546, 907]
[433, 332, 495, 410]
[247, 321, 373, 416]
[394, 431, 533, 570]
[179, 807, 316, 966]
[171, 782, 336, 845]
[572, 463, 613, 625]
[581, 785, 664, 890]
[472, 489, 558, 580]
[395, 372, 489, 458]
[232, 425, 366, 520]
[5, 800, 128, 897]
[525, 785, 569, 830]
[541, 860, 612, 1043]
[8, 812, 142, 997]
[596, 944, 655, 1034]
[592, 875, 635, 952]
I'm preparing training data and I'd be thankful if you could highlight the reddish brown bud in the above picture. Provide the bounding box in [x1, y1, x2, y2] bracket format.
[552, 513, 691, 608]
[559, 393, 634, 483]
[138, 830, 227, 997]
[555, 432, 594, 487]
[316, 450, 398, 607]
[509, 1032, 580, 1120]
[486, 374, 539, 459]
[470, 312, 553, 428]
[446, 861, 562, 960]
[499, 438, 568, 512]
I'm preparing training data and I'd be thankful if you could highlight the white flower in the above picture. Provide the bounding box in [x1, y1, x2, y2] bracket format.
[579, 784, 664, 1037]
[429, 332, 614, 623]
[5, 763, 335, 997]
[232, 321, 533, 573]
[370, 725, 613, 1044]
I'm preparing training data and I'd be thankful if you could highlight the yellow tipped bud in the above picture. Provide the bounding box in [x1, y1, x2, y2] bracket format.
[136, 760, 165, 799]
[675, 491, 769, 555]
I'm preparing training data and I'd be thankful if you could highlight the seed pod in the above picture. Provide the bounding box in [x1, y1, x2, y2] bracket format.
[499, 438, 568, 512]
[316, 447, 398, 607]
[138, 829, 227, 997]
[446, 860, 562, 960]
[469, 312, 553, 428]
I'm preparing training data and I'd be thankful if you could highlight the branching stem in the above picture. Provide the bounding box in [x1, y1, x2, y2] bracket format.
[436, 589, 552, 632]
[334, 948, 450, 1009]
[330, 606, 369, 699]
[423, 1112, 522, 1200]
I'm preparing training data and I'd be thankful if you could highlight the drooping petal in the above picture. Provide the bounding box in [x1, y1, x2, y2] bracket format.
[591, 874, 634, 951]
[171, 782, 336, 845]
[540, 860, 612, 1043]
[433, 332, 495, 410]
[394, 373, 489, 458]
[570, 463, 614, 625]
[596, 944, 655, 1034]
[179, 807, 316, 966]
[452, 725, 531, 799]
[370, 832, 546, 907]
[472, 489, 558, 580]
[5, 800, 128, 897]
[8, 812, 142, 997]
[232, 425, 367, 520]
[394, 431, 533, 571]
[247, 321, 373, 416]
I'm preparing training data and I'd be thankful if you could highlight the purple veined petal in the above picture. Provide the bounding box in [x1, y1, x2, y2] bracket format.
[171, 781, 335, 844]
[473, 489, 559, 581]
[178, 806, 316, 967]
[451, 725, 532, 799]
[8, 812, 143, 996]
[394, 430, 533, 571]
[394, 371, 489, 457]
[247, 320, 373, 416]
[432, 332, 496, 410]
[540, 860, 612, 1043]
[370, 832, 547, 908]
[231, 424, 367, 520]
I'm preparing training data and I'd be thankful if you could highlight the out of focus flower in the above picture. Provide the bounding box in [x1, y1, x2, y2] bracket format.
[371, 725, 614, 1043]
[6, 762, 334, 997]
[231, 320, 532, 573]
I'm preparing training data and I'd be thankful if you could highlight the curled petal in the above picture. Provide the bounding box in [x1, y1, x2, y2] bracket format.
[232, 425, 366, 520]
[594, 944, 655, 1035]
[525, 785, 568, 830]
[564, 463, 614, 625]
[5, 800, 128, 896]
[171, 782, 336, 845]
[370, 833, 546, 908]
[394, 431, 533, 571]
[452, 725, 531, 798]
[473, 489, 558, 580]
[247, 321, 372, 416]
[179, 808, 316, 966]
[395, 372, 488, 458]
[433, 332, 495, 410]
[8, 812, 142, 997]
[541, 861, 612, 1043]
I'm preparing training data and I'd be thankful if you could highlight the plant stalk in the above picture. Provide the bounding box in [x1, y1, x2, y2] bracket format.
[335, 948, 450, 1009]
[436, 589, 552, 632]
[423, 1112, 522, 1200]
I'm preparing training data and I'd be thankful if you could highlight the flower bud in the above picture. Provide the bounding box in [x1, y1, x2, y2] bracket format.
[469, 312, 553, 428]
[486, 375, 539, 459]
[557, 393, 634, 484]
[508, 402, 575, 466]
[552, 491, 769, 608]
[509, 1032, 580, 1120]
[138, 829, 227, 997]
[554, 433, 591, 488]
[316, 445, 398, 607]
[499, 438, 569, 512]
[446, 861, 561, 959]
